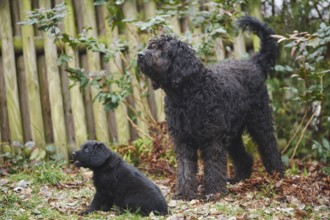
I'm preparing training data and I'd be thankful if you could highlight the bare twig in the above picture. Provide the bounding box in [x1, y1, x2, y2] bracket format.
[282, 107, 308, 154]
[290, 111, 317, 161]
[122, 105, 154, 140]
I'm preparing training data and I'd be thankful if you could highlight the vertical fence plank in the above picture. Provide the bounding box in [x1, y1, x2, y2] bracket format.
[11, 0, 22, 36]
[18, 0, 46, 146]
[32, 3, 55, 143]
[97, 6, 119, 143]
[36, 56, 54, 144]
[233, 34, 246, 59]
[0, 56, 11, 143]
[71, 2, 97, 140]
[0, 54, 3, 144]
[215, 39, 226, 60]
[122, 0, 145, 141]
[62, 0, 88, 148]
[102, 8, 129, 143]
[80, 0, 110, 143]
[39, 0, 68, 159]
[59, 65, 75, 148]
[80, 53, 96, 140]
[0, 55, 3, 162]
[0, 0, 23, 143]
[17, 56, 33, 142]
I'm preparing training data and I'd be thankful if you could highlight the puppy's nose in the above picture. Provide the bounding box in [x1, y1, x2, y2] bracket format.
[72, 152, 76, 157]
[138, 51, 145, 58]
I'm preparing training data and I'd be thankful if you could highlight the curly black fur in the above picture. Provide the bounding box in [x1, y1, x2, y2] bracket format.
[72, 140, 168, 215]
[137, 16, 284, 200]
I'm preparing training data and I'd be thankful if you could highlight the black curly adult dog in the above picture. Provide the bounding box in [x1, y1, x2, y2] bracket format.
[72, 140, 168, 215]
[137, 16, 284, 200]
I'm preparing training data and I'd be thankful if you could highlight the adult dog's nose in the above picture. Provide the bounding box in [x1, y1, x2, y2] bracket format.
[138, 51, 145, 59]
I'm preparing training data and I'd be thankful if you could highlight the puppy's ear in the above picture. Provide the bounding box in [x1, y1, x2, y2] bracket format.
[170, 41, 203, 88]
[90, 143, 111, 167]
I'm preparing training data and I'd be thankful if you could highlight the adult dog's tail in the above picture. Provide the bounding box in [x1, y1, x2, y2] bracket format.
[236, 16, 278, 77]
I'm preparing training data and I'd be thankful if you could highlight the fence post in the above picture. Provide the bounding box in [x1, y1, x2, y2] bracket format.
[39, 0, 68, 160]
[0, 0, 23, 143]
[122, 0, 147, 140]
[18, 0, 46, 146]
[62, 0, 88, 149]
[80, 0, 110, 143]
[102, 7, 125, 144]
[0, 57, 11, 144]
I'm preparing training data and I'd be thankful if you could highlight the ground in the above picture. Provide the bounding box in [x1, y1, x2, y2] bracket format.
[0, 160, 329, 220]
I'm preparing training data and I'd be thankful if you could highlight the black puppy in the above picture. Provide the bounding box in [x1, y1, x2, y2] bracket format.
[72, 140, 168, 216]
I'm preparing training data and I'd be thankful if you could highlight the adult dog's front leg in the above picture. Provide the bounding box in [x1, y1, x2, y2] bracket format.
[174, 142, 198, 200]
[201, 141, 228, 196]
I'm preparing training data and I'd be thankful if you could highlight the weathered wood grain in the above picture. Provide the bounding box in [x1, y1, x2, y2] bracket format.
[39, 0, 68, 160]
[0, 0, 23, 143]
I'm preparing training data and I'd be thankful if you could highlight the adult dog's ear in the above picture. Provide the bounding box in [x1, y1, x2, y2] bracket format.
[170, 41, 203, 88]
[151, 80, 161, 90]
[90, 143, 111, 167]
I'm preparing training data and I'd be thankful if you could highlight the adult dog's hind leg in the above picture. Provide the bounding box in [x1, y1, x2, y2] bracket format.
[227, 135, 253, 183]
[201, 140, 228, 195]
[247, 94, 284, 176]
[174, 142, 198, 200]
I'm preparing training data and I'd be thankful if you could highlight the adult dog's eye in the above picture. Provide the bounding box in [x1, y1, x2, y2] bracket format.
[149, 43, 161, 50]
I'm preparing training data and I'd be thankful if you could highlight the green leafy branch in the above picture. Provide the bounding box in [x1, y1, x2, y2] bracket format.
[274, 23, 330, 160]
[130, 15, 173, 36]
[19, 2, 131, 111]
[18, 2, 66, 35]
[155, 0, 245, 61]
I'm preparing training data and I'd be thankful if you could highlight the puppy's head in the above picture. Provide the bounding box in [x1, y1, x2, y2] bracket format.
[72, 140, 111, 169]
[137, 35, 203, 90]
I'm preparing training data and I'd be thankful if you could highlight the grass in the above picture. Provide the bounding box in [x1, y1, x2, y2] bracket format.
[0, 162, 154, 220]
[0, 160, 329, 219]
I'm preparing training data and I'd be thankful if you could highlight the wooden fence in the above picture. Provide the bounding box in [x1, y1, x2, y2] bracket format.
[0, 0, 252, 159]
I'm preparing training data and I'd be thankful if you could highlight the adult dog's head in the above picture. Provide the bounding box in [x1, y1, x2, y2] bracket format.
[137, 35, 204, 90]
[72, 140, 112, 169]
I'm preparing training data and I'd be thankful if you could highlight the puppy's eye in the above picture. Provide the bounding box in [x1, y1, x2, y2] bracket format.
[84, 148, 89, 153]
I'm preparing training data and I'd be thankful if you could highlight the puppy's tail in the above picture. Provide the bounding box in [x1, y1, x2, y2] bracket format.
[236, 16, 278, 77]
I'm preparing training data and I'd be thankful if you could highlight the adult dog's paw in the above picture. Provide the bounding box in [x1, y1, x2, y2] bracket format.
[206, 192, 227, 202]
[79, 209, 92, 216]
[173, 192, 197, 201]
[227, 175, 248, 184]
